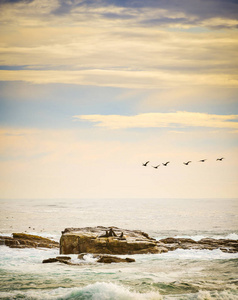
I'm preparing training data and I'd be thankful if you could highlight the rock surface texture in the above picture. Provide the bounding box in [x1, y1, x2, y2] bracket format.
[60, 226, 167, 255]
[60, 226, 238, 255]
[0, 233, 59, 249]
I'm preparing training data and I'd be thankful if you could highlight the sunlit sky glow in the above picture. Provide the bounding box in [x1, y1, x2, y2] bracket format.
[0, 0, 238, 199]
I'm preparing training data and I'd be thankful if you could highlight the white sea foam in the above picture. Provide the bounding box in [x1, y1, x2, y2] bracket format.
[62, 282, 163, 300]
[26, 231, 60, 241]
[0, 245, 59, 273]
[0, 232, 12, 237]
[0, 283, 238, 300]
[0, 283, 163, 300]
[161, 248, 238, 260]
[196, 290, 238, 300]
[133, 248, 238, 262]
[225, 233, 238, 240]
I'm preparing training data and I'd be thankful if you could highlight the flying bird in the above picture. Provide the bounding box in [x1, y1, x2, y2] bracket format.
[152, 165, 160, 169]
[216, 157, 224, 161]
[162, 161, 170, 166]
[142, 161, 149, 166]
[199, 159, 207, 162]
[183, 161, 192, 165]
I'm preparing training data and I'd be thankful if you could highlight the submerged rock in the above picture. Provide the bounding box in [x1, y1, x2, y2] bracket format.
[0, 233, 59, 249]
[96, 255, 135, 264]
[42, 256, 72, 264]
[158, 237, 238, 252]
[42, 258, 59, 263]
[60, 226, 167, 255]
[43, 254, 135, 265]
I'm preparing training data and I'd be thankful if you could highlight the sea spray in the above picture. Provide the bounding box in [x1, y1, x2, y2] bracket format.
[61, 282, 163, 300]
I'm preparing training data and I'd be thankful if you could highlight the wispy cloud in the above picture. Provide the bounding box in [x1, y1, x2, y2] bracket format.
[74, 112, 238, 130]
[0, 0, 238, 91]
[1, 69, 237, 88]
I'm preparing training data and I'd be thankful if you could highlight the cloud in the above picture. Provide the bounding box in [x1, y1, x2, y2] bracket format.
[0, 0, 238, 86]
[1, 69, 237, 89]
[1, 0, 238, 29]
[74, 112, 238, 130]
[0, 0, 33, 4]
[47, 0, 238, 29]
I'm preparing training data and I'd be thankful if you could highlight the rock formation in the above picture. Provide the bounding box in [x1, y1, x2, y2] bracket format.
[42, 254, 135, 264]
[60, 226, 238, 255]
[1, 228, 237, 256]
[60, 226, 168, 255]
[159, 237, 238, 253]
[0, 233, 59, 249]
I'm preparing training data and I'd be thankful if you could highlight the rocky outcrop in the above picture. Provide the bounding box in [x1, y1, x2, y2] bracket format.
[2, 228, 237, 255]
[43, 256, 71, 264]
[97, 255, 135, 264]
[60, 226, 168, 255]
[60, 227, 238, 255]
[43, 254, 135, 264]
[158, 237, 238, 253]
[0, 233, 59, 249]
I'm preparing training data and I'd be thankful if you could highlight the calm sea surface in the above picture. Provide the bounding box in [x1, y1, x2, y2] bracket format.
[0, 198, 238, 299]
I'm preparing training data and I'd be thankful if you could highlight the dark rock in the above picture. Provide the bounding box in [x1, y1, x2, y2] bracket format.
[42, 258, 59, 263]
[56, 256, 71, 260]
[158, 236, 238, 253]
[97, 255, 135, 264]
[42, 256, 72, 264]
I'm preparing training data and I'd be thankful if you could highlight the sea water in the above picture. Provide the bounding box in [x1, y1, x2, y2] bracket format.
[0, 198, 237, 299]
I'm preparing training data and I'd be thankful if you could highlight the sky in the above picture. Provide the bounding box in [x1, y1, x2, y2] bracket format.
[0, 0, 238, 199]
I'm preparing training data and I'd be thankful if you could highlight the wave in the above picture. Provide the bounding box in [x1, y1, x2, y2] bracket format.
[196, 290, 238, 300]
[62, 282, 162, 300]
[0, 283, 162, 300]
[134, 249, 238, 261]
[0, 283, 237, 300]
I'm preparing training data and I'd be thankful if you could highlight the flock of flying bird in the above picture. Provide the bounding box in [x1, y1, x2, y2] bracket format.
[142, 157, 224, 168]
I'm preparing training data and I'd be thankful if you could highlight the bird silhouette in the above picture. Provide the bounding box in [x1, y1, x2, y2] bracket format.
[216, 157, 224, 161]
[162, 161, 170, 166]
[183, 161, 191, 165]
[142, 161, 149, 166]
[199, 159, 207, 162]
[152, 165, 160, 169]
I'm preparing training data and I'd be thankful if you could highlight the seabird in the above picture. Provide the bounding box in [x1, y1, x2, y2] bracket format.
[152, 165, 160, 168]
[142, 161, 149, 166]
[199, 159, 207, 162]
[183, 161, 192, 165]
[162, 161, 170, 166]
[216, 157, 224, 161]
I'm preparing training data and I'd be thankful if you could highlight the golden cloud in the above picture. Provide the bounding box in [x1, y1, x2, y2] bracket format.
[74, 112, 238, 130]
[0, 69, 237, 88]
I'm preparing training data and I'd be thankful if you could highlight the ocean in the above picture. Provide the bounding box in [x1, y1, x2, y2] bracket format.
[0, 198, 237, 299]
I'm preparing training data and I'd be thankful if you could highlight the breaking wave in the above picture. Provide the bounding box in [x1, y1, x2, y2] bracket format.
[0, 282, 162, 300]
[0, 282, 237, 299]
